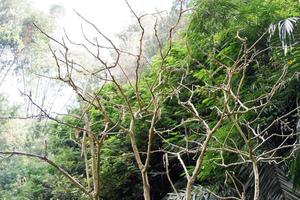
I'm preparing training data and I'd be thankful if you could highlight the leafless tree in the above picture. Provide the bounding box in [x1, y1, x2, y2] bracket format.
[0, 1, 187, 199]
[1, 1, 298, 200]
[159, 31, 300, 199]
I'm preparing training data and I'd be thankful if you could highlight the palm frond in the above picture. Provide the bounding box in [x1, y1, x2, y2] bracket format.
[243, 163, 300, 200]
[163, 185, 217, 200]
[269, 17, 300, 55]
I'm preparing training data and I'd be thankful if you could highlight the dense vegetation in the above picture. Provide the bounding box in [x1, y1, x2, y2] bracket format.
[0, 0, 300, 199]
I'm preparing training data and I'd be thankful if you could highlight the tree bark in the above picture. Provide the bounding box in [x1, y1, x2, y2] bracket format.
[142, 171, 151, 200]
[92, 195, 100, 200]
[252, 161, 259, 200]
[185, 180, 193, 200]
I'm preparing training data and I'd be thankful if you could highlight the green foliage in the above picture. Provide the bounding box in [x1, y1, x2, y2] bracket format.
[291, 153, 300, 189]
[1, 0, 300, 199]
[100, 135, 141, 199]
[160, 0, 300, 193]
[0, 0, 53, 50]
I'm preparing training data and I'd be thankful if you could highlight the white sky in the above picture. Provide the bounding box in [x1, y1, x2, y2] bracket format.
[31, 0, 173, 40]
[1, 0, 174, 115]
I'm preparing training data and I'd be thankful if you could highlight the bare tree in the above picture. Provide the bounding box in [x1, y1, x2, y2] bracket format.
[1, 1, 298, 200]
[158, 31, 300, 199]
[0, 1, 187, 199]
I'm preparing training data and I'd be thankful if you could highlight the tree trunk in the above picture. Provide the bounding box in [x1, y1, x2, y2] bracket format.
[252, 161, 259, 200]
[142, 171, 151, 200]
[185, 180, 193, 200]
[92, 195, 100, 200]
